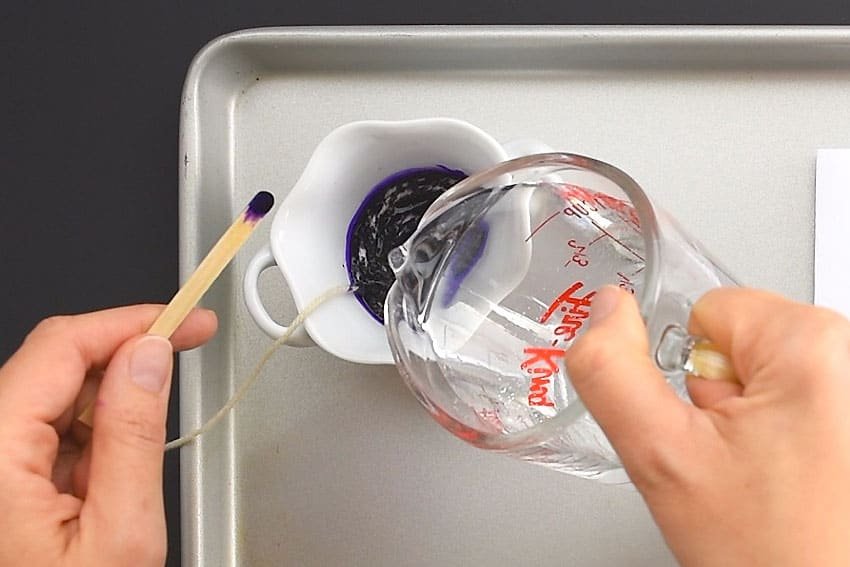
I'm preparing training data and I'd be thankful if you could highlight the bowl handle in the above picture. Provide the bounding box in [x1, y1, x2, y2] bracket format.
[242, 244, 315, 346]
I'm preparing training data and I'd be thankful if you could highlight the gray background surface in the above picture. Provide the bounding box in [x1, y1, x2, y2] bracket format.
[4, 3, 850, 566]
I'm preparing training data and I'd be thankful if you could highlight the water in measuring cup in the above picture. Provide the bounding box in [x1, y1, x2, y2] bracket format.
[413, 181, 647, 439]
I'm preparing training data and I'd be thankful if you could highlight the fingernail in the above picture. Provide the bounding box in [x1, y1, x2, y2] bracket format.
[196, 308, 218, 325]
[590, 286, 620, 324]
[129, 335, 173, 393]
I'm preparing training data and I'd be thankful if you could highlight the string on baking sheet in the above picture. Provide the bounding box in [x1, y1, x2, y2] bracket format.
[164, 285, 353, 451]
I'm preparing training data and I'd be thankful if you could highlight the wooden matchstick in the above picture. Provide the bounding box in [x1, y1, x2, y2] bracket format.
[147, 191, 274, 337]
[78, 191, 275, 426]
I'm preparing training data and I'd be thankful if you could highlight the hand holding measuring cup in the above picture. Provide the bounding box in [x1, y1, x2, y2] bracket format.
[385, 153, 739, 482]
[568, 286, 850, 566]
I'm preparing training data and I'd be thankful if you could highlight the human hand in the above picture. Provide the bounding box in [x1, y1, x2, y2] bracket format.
[0, 305, 217, 567]
[565, 287, 850, 567]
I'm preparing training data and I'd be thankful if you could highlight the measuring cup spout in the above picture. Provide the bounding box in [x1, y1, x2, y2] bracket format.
[387, 229, 459, 324]
[386, 187, 498, 325]
[386, 241, 430, 324]
[388, 245, 408, 274]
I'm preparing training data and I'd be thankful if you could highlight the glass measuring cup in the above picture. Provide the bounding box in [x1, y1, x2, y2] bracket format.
[384, 153, 738, 482]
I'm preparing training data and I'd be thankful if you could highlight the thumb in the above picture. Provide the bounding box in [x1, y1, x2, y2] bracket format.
[83, 334, 172, 559]
[565, 286, 691, 473]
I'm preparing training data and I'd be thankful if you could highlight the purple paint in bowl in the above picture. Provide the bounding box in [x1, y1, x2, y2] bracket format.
[346, 166, 467, 323]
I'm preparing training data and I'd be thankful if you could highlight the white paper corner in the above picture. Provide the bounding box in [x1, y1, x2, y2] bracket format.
[815, 149, 850, 318]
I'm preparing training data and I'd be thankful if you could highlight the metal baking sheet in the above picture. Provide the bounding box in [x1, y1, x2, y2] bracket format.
[178, 26, 850, 566]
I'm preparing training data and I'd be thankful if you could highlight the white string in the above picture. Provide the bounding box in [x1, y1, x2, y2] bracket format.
[165, 285, 353, 451]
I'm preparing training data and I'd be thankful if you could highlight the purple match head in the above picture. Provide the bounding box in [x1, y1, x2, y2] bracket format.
[245, 191, 275, 222]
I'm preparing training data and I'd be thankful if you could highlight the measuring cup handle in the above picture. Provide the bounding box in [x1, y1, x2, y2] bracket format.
[243, 244, 315, 347]
[656, 324, 738, 383]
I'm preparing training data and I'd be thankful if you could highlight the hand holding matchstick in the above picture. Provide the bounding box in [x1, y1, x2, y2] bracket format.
[78, 191, 274, 426]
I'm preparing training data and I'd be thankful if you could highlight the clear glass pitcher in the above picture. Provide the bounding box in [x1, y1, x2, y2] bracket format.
[384, 153, 738, 482]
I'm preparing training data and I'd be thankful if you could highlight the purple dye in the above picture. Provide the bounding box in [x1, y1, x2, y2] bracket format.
[346, 166, 467, 322]
[244, 191, 275, 222]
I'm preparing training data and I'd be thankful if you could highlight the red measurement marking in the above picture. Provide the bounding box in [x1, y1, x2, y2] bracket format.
[522, 346, 566, 407]
[566, 235, 603, 266]
[590, 219, 645, 263]
[559, 183, 641, 229]
[563, 200, 596, 217]
[526, 210, 561, 242]
[558, 184, 599, 204]
[564, 239, 589, 268]
[617, 271, 636, 294]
